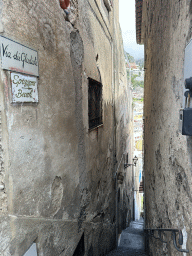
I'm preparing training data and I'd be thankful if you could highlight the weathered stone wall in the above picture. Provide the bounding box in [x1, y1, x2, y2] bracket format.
[0, 0, 133, 255]
[142, 0, 192, 255]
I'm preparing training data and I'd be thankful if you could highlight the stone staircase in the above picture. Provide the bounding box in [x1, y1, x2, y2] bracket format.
[106, 219, 148, 256]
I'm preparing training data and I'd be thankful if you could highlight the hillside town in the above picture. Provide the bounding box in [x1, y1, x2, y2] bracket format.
[126, 55, 144, 221]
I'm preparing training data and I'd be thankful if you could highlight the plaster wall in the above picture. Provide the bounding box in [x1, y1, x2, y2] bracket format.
[142, 0, 192, 255]
[0, 0, 133, 255]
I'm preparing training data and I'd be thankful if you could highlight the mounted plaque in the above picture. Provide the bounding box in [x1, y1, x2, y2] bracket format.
[11, 72, 38, 103]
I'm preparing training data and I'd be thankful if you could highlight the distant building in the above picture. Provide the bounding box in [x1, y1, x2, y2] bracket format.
[132, 68, 141, 75]
[135, 70, 144, 81]
[130, 62, 138, 70]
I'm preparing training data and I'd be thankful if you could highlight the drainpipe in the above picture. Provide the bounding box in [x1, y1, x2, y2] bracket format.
[143, 54, 147, 251]
[115, 166, 118, 248]
[113, 63, 118, 248]
[132, 164, 135, 221]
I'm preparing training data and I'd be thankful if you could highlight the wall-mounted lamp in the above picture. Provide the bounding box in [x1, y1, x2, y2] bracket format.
[124, 155, 138, 168]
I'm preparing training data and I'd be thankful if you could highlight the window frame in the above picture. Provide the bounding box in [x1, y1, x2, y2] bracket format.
[88, 77, 103, 131]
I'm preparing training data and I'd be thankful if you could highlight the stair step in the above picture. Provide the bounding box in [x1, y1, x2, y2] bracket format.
[106, 219, 148, 256]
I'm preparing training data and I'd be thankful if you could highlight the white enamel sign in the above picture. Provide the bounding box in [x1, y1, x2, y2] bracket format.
[11, 72, 38, 103]
[0, 36, 38, 76]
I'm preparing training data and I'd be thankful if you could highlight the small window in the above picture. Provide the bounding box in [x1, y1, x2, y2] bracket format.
[88, 78, 103, 130]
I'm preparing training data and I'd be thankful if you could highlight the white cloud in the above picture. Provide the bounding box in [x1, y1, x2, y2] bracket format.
[119, 0, 135, 33]
[122, 30, 136, 44]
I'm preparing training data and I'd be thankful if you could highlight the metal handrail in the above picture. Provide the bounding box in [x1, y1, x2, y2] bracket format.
[144, 228, 189, 253]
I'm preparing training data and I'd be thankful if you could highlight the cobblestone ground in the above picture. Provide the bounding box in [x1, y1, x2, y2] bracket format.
[106, 219, 148, 256]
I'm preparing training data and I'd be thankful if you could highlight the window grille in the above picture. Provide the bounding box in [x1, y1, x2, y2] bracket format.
[88, 78, 103, 129]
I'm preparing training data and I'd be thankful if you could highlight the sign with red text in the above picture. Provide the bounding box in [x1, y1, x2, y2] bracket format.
[11, 72, 38, 103]
[0, 36, 38, 76]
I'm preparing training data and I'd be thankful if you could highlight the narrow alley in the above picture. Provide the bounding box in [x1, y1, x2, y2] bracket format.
[106, 219, 148, 256]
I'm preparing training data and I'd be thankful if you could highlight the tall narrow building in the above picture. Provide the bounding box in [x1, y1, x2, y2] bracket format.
[137, 0, 192, 254]
[0, 0, 134, 255]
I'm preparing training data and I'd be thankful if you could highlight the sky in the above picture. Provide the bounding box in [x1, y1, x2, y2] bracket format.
[119, 0, 144, 60]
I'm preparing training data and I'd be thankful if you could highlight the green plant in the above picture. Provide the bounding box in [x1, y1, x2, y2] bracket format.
[133, 98, 144, 102]
[124, 51, 135, 63]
